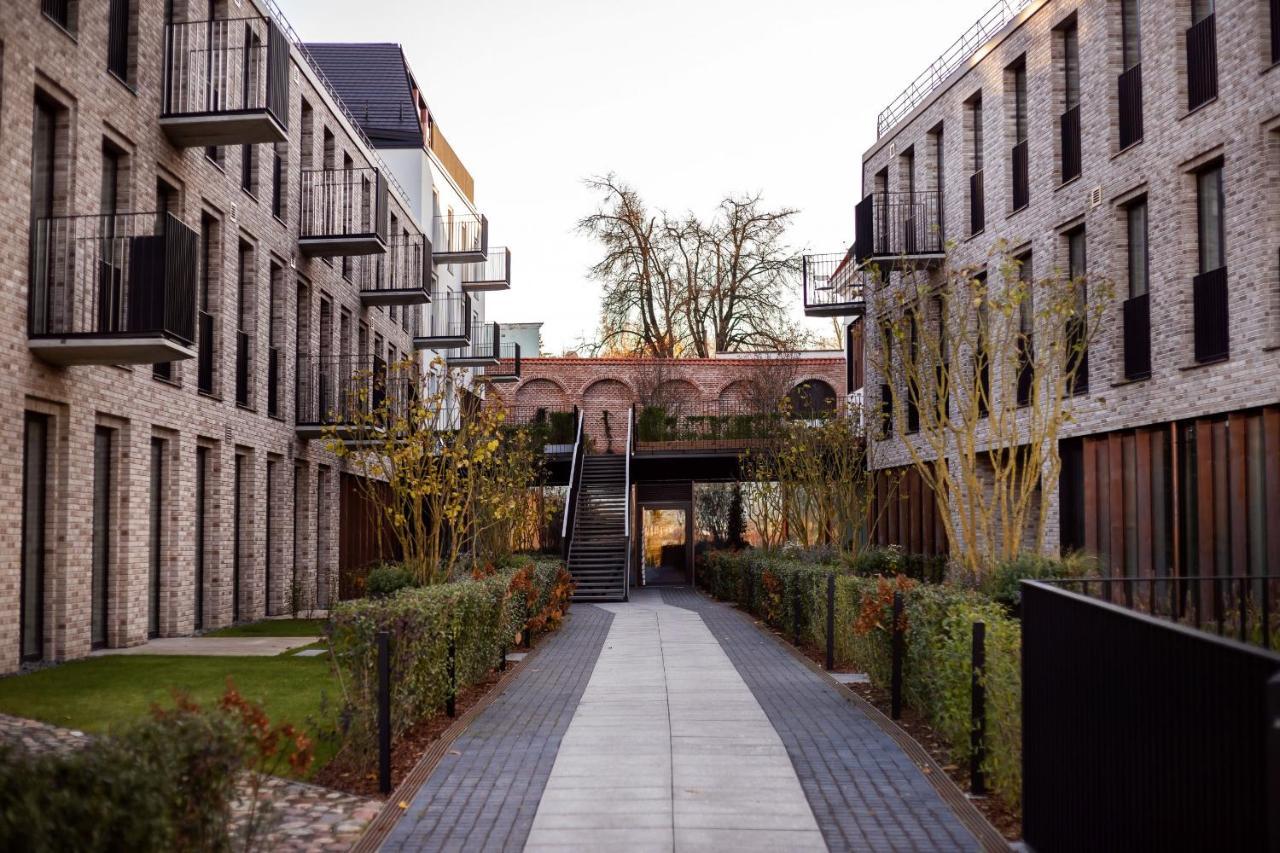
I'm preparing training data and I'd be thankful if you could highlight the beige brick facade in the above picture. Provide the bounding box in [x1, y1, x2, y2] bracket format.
[0, 1, 472, 671]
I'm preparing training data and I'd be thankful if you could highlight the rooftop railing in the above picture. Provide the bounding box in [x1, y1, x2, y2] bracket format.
[876, 0, 1030, 138]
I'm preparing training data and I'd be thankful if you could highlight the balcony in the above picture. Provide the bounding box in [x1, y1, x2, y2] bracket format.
[295, 354, 418, 442]
[433, 213, 488, 265]
[446, 322, 501, 368]
[1118, 63, 1143, 150]
[413, 292, 471, 350]
[479, 342, 522, 383]
[853, 191, 944, 270]
[299, 167, 389, 256]
[353, 233, 431, 307]
[460, 246, 511, 292]
[1192, 266, 1228, 364]
[1186, 13, 1218, 111]
[28, 212, 197, 365]
[802, 250, 865, 317]
[1060, 105, 1081, 183]
[160, 16, 290, 148]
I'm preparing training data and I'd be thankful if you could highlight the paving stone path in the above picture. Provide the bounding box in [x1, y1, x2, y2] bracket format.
[381, 603, 615, 852]
[0, 713, 379, 852]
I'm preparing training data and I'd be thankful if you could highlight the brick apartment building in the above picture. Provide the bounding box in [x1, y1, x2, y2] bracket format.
[807, 0, 1279, 572]
[1, 1, 514, 671]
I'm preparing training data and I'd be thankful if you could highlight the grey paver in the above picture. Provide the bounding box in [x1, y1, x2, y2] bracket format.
[661, 587, 979, 852]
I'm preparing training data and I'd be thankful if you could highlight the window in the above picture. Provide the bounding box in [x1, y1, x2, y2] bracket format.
[1060, 19, 1082, 182]
[31, 99, 61, 225]
[154, 178, 180, 381]
[1122, 0, 1141, 68]
[1123, 197, 1152, 379]
[107, 0, 132, 84]
[21, 412, 49, 663]
[1010, 59, 1030, 210]
[1187, 0, 1218, 109]
[930, 124, 945, 238]
[300, 100, 314, 170]
[195, 446, 209, 631]
[197, 213, 218, 395]
[42, 0, 76, 33]
[205, 146, 224, 169]
[92, 427, 112, 649]
[265, 459, 277, 616]
[148, 437, 165, 638]
[1192, 0, 1214, 24]
[236, 241, 254, 408]
[1016, 253, 1034, 406]
[1196, 164, 1225, 274]
[1067, 228, 1089, 394]
[1127, 199, 1149, 298]
[233, 453, 245, 623]
[975, 274, 990, 416]
[1013, 62, 1028, 143]
[241, 145, 258, 196]
[1119, 0, 1144, 149]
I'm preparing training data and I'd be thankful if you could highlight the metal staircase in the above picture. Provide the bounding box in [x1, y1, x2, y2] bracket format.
[562, 411, 631, 602]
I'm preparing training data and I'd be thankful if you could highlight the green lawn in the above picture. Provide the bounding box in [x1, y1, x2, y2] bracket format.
[205, 618, 328, 638]
[0, 654, 339, 778]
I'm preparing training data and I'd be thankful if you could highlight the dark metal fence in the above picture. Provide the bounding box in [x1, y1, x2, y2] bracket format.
[1011, 140, 1029, 210]
[1186, 13, 1219, 110]
[295, 354, 417, 428]
[969, 169, 985, 235]
[1122, 292, 1151, 379]
[1059, 105, 1081, 183]
[632, 401, 794, 452]
[299, 167, 388, 243]
[235, 330, 252, 407]
[854, 190, 943, 263]
[1022, 579, 1280, 852]
[162, 16, 289, 127]
[432, 213, 488, 259]
[29, 212, 197, 344]
[351, 232, 429, 298]
[1193, 266, 1229, 363]
[498, 405, 579, 445]
[1118, 63, 1143, 149]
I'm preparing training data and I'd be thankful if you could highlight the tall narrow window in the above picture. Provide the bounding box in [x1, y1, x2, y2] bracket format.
[195, 446, 208, 631]
[107, 0, 132, 83]
[1016, 254, 1034, 406]
[1124, 198, 1151, 380]
[1271, 0, 1280, 66]
[267, 263, 284, 418]
[1067, 229, 1089, 394]
[1060, 20, 1082, 182]
[236, 242, 253, 408]
[1193, 163, 1228, 362]
[92, 427, 112, 649]
[316, 467, 329, 608]
[975, 275, 991, 417]
[198, 214, 217, 395]
[21, 413, 49, 663]
[99, 142, 125, 335]
[241, 145, 257, 196]
[1011, 60, 1030, 211]
[1187, 0, 1218, 109]
[148, 438, 165, 639]
[42, 0, 76, 32]
[271, 143, 286, 220]
[233, 453, 245, 623]
[931, 124, 945, 239]
[265, 459, 277, 616]
[1118, 0, 1144, 149]
[154, 179, 180, 381]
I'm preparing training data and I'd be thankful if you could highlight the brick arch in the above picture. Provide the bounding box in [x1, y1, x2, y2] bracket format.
[716, 379, 756, 407]
[653, 378, 702, 408]
[582, 378, 634, 453]
[788, 378, 838, 418]
[513, 377, 569, 409]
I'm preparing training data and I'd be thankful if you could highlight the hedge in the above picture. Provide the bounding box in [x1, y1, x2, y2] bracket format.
[326, 556, 572, 770]
[696, 549, 1023, 810]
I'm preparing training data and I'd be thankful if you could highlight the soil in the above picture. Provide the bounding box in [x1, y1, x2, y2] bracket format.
[762, 622, 1022, 842]
[314, 666, 513, 800]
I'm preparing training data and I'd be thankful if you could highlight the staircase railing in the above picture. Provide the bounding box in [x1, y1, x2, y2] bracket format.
[561, 409, 586, 561]
[622, 408, 633, 601]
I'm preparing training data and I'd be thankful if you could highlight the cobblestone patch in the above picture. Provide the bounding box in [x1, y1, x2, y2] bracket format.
[0, 713, 379, 852]
[661, 588, 979, 852]
[381, 603, 614, 853]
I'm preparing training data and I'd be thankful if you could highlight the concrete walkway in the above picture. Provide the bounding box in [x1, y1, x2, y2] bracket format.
[525, 595, 826, 852]
[91, 636, 320, 656]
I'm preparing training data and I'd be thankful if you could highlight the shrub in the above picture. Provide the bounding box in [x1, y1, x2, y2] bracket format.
[982, 551, 1097, 611]
[697, 547, 1023, 812]
[326, 557, 572, 772]
[364, 564, 420, 598]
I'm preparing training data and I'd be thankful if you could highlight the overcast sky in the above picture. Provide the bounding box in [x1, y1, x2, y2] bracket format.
[283, 0, 989, 353]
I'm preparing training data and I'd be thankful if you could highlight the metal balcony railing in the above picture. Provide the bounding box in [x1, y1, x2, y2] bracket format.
[295, 354, 419, 432]
[1011, 140, 1030, 210]
[480, 342, 522, 382]
[432, 213, 488, 263]
[161, 16, 289, 146]
[1122, 293, 1151, 380]
[632, 401, 792, 453]
[446, 321, 501, 367]
[460, 246, 511, 291]
[413, 291, 472, 349]
[802, 250, 865, 317]
[28, 212, 197, 365]
[1192, 266, 1228, 363]
[351, 232, 430, 305]
[1186, 13, 1218, 111]
[1118, 63, 1143, 150]
[299, 167, 389, 255]
[853, 190, 944, 265]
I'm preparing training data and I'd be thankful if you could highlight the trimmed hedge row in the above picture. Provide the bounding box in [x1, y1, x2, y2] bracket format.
[326, 557, 572, 769]
[696, 549, 1022, 810]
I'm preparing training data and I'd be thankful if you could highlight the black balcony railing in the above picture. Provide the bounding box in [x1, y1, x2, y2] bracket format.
[42, 0, 71, 29]
[1186, 14, 1218, 110]
[235, 330, 252, 407]
[28, 212, 197, 362]
[460, 246, 511, 291]
[295, 354, 418, 430]
[1272, 0, 1280, 65]
[414, 291, 472, 348]
[1122, 293, 1151, 380]
[299, 167, 389, 255]
[1022, 579, 1280, 852]
[633, 401, 793, 453]
[1060, 105, 1081, 183]
[270, 147, 284, 219]
[482, 342, 522, 382]
[197, 310, 215, 393]
[160, 16, 289, 146]
[802, 250, 864, 317]
[447, 321, 501, 366]
[1118, 63, 1143, 150]
[853, 190, 944, 265]
[267, 345, 282, 417]
[1016, 336, 1034, 406]
[1011, 140, 1029, 211]
[969, 170, 985, 235]
[352, 232, 430, 305]
[433, 213, 488, 263]
[498, 404, 578, 446]
[1193, 266, 1229, 363]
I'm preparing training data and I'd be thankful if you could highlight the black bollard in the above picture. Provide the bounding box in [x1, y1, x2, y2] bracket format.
[377, 630, 392, 795]
[970, 621, 987, 796]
